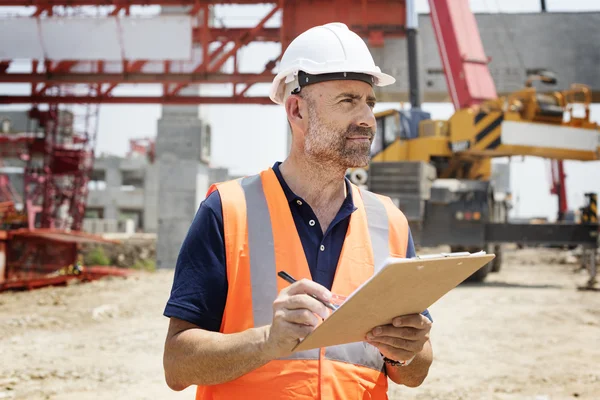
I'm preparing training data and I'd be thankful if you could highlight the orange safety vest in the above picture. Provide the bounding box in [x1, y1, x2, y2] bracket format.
[196, 167, 409, 400]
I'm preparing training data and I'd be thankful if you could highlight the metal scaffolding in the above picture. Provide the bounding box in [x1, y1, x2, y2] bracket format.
[0, 0, 409, 104]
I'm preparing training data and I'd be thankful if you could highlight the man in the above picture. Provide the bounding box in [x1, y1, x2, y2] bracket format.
[163, 22, 433, 399]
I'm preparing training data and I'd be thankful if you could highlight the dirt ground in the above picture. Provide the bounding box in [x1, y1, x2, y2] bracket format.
[1, 246, 599, 400]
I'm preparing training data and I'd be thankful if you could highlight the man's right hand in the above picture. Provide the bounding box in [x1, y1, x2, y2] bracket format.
[263, 279, 332, 359]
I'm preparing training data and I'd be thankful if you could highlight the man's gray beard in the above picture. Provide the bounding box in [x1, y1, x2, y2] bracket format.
[304, 113, 372, 169]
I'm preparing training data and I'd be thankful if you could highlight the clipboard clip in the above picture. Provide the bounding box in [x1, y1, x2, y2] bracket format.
[413, 250, 486, 260]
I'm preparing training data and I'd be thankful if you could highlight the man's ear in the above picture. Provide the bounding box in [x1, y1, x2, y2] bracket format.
[285, 95, 302, 119]
[285, 95, 306, 132]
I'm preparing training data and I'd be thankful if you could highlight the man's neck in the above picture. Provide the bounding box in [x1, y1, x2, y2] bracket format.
[279, 155, 348, 224]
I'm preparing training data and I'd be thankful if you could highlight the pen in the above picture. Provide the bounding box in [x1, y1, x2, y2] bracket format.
[277, 270, 339, 311]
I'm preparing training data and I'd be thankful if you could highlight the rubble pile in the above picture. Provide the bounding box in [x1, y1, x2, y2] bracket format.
[504, 246, 599, 266]
[80, 237, 156, 270]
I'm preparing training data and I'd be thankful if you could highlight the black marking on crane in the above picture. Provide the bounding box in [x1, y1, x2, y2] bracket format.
[486, 137, 501, 150]
[474, 112, 487, 124]
[590, 195, 598, 223]
[475, 114, 504, 143]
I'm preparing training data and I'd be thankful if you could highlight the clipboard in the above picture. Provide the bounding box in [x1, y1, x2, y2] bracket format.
[293, 251, 495, 352]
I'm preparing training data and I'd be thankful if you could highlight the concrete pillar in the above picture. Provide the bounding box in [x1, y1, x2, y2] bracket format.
[103, 157, 121, 220]
[156, 5, 213, 269]
[208, 167, 229, 186]
[155, 102, 210, 269]
[143, 162, 159, 233]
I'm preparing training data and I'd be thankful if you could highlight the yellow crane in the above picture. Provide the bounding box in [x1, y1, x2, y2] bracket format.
[355, 75, 599, 284]
[363, 76, 598, 178]
[346, 0, 599, 286]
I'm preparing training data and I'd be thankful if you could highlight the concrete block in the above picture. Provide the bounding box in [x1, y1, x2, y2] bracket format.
[143, 163, 159, 233]
[157, 190, 198, 220]
[368, 161, 436, 199]
[156, 108, 209, 268]
[105, 162, 122, 187]
[156, 218, 192, 269]
[156, 119, 204, 161]
[208, 167, 230, 186]
[195, 164, 210, 207]
[156, 156, 201, 191]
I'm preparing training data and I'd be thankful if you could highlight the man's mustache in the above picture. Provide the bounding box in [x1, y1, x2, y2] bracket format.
[346, 125, 375, 139]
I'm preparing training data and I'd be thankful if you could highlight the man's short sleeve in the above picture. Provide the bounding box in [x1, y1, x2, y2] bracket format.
[163, 190, 228, 332]
[406, 228, 433, 323]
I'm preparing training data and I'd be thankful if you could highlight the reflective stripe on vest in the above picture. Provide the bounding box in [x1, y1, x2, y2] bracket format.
[240, 175, 278, 328]
[240, 174, 320, 361]
[239, 174, 390, 369]
[360, 188, 390, 274]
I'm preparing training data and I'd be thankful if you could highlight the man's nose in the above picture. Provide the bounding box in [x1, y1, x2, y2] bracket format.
[357, 103, 376, 129]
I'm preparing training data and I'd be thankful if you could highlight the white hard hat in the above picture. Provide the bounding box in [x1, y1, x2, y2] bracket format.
[269, 22, 395, 105]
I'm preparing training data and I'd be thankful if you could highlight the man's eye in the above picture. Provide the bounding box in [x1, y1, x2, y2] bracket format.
[367, 102, 376, 108]
[342, 98, 354, 103]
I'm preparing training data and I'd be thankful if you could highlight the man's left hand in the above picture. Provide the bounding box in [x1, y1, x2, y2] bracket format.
[365, 313, 432, 363]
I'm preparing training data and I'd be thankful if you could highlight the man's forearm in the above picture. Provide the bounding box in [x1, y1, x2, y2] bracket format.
[386, 340, 433, 387]
[163, 319, 273, 390]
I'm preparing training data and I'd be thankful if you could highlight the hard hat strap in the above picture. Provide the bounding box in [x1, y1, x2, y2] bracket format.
[291, 71, 375, 95]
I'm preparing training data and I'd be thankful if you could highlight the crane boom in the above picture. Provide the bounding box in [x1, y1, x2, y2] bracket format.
[428, 0, 577, 221]
[428, 0, 498, 109]
[550, 159, 568, 220]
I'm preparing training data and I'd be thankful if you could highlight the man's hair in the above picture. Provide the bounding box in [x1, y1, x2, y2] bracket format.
[283, 78, 317, 138]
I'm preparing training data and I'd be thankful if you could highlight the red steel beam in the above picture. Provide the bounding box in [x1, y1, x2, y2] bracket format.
[167, 40, 228, 96]
[32, 60, 80, 95]
[201, 3, 209, 77]
[0, 95, 273, 105]
[101, 59, 146, 95]
[32, 6, 48, 16]
[236, 54, 280, 97]
[0, 0, 409, 107]
[428, 0, 497, 108]
[0, 0, 270, 5]
[168, 3, 280, 96]
[0, 61, 10, 73]
[199, 27, 279, 43]
[208, 5, 280, 74]
[51, 60, 80, 73]
[0, 72, 275, 84]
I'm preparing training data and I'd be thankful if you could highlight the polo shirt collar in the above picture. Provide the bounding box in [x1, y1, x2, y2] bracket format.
[272, 161, 357, 212]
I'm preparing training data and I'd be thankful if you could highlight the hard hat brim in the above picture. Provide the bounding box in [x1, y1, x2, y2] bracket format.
[269, 69, 396, 105]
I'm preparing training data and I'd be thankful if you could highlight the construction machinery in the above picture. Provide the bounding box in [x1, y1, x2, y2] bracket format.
[349, 0, 600, 285]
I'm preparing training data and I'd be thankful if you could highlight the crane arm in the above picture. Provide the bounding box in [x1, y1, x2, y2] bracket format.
[428, 0, 498, 109]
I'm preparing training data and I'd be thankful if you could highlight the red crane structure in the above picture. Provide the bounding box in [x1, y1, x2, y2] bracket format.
[0, 0, 414, 105]
[550, 159, 568, 221]
[428, 0, 497, 109]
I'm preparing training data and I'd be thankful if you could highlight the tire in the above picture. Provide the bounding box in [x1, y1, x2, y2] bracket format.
[491, 244, 502, 273]
[466, 261, 492, 282]
[452, 245, 491, 283]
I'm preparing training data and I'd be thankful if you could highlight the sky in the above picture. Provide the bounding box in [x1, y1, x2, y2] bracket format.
[1, 0, 599, 221]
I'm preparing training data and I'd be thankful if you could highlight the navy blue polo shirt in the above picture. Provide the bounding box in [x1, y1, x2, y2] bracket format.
[164, 162, 431, 332]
